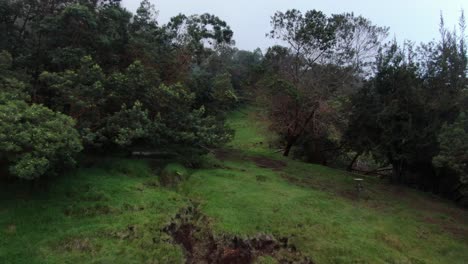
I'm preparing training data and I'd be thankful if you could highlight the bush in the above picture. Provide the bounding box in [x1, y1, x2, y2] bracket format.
[0, 99, 83, 180]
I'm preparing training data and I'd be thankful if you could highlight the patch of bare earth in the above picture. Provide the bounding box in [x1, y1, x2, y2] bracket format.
[163, 202, 312, 264]
[250, 157, 287, 171]
[213, 149, 245, 162]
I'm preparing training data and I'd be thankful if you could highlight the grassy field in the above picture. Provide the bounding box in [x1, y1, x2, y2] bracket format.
[1, 108, 467, 263]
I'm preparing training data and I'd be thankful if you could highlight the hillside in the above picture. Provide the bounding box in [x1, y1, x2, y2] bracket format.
[1, 109, 467, 264]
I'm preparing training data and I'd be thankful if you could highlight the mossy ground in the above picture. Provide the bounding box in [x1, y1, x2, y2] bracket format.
[1, 108, 467, 263]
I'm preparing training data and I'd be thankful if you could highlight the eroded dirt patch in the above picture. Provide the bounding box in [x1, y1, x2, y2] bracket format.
[250, 157, 287, 171]
[214, 149, 245, 161]
[163, 202, 312, 264]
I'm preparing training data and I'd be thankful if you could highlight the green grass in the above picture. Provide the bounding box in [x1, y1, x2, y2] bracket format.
[184, 158, 468, 263]
[1, 108, 467, 263]
[226, 107, 277, 155]
[0, 159, 187, 264]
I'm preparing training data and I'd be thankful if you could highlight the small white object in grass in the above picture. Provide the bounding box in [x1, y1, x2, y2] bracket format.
[354, 178, 364, 193]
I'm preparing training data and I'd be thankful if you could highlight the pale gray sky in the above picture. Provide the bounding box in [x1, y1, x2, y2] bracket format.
[121, 0, 468, 51]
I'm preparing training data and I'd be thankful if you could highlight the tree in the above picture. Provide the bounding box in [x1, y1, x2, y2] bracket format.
[0, 0, 236, 181]
[343, 13, 467, 199]
[418, 13, 468, 127]
[372, 43, 432, 183]
[346, 38, 465, 190]
[128, 0, 168, 69]
[0, 98, 82, 180]
[98, 101, 153, 148]
[39, 56, 106, 127]
[260, 59, 356, 158]
[331, 13, 389, 75]
[343, 82, 382, 170]
[95, 3, 132, 69]
[346, 42, 440, 182]
[264, 10, 386, 157]
[210, 72, 238, 111]
[166, 13, 234, 64]
[265, 10, 337, 157]
[268, 9, 337, 85]
[230, 48, 264, 99]
[0, 49, 82, 180]
[433, 112, 468, 184]
[0, 50, 29, 101]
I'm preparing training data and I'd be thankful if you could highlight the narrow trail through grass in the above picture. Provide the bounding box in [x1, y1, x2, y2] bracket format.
[1, 108, 467, 264]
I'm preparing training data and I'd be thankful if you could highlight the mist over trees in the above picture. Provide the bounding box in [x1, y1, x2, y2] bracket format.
[0, 0, 466, 204]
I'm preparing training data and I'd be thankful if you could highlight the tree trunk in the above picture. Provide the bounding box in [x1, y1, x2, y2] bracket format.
[347, 151, 362, 171]
[391, 161, 404, 184]
[283, 136, 298, 157]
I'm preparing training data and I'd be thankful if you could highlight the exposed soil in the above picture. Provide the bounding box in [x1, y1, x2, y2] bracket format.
[250, 157, 287, 171]
[163, 202, 313, 264]
[213, 149, 245, 162]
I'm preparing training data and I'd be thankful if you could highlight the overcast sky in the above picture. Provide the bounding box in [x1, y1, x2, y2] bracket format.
[121, 0, 468, 51]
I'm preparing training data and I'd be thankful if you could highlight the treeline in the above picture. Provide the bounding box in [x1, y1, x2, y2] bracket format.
[0, 1, 466, 205]
[255, 10, 467, 204]
[0, 0, 262, 180]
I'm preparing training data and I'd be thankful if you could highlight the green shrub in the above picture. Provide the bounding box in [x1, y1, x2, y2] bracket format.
[0, 99, 83, 180]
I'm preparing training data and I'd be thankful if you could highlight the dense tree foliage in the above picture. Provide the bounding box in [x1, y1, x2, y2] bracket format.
[347, 43, 433, 182]
[344, 17, 467, 198]
[256, 9, 467, 203]
[0, 0, 240, 180]
[0, 98, 83, 180]
[0, 51, 82, 180]
[434, 112, 468, 184]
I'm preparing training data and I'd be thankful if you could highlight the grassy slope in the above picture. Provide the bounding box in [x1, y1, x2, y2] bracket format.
[185, 109, 468, 263]
[0, 159, 188, 264]
[1, 108, 468, 263]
